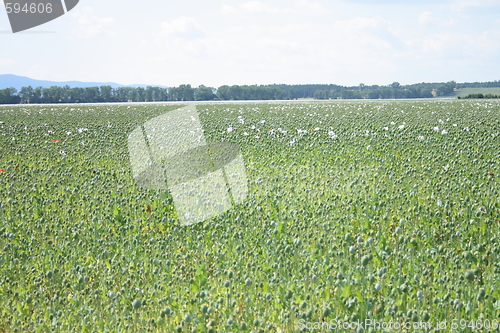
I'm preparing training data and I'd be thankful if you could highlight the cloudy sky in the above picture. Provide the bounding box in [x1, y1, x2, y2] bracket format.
[0, 0, 499, 87]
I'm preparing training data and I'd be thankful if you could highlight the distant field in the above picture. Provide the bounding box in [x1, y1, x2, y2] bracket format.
[451, 87, 500, 97]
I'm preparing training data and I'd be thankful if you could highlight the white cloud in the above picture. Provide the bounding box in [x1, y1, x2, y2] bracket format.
[0, 59, 17, 68]
[220, 0, 326, 16]
[240, 1, 277, 13]
[220, 1, 290, 15]
[451, 0, 500, 11]
[418, 11, 454, 26]
[24, 64, 65, 81]
[331, 16, 401, 51]
[148, 14, 413, 86]
[418, 11, 433, 25]
[405, 27, 500, 63]
[418, 32, 462, 55]
[155, 18, 209, 61]
[71, 6, 116, 38]
[294, 0, 331, 15]
[220, 4, 241, 16]
[160, 17, 206, 39]
[5, 0, 498, 88]
[259, 37, 300, 52]
[333, 16, 389, 31]
[186, 19, 398, 83]
[473, 29, 500, 56]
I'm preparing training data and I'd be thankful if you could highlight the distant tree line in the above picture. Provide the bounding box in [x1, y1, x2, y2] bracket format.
[456, 80, 500, 88]
[0, 79, 497, 104]
[0, 84, 286, 104]
[2, 85, 170, 104]
[288, 81, 456, 100]
[458, 93, 500, 99]
[0, 88, 20, 104]
[216, 85, 286, 100]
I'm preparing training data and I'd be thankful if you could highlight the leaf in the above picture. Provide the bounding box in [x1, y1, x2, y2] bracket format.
[278, 222, 284, 235]
[324, 288, 330, 299]
[341, 284, 352, 299]
[355, 290, 363, 303]
[480, 221, 486, 234]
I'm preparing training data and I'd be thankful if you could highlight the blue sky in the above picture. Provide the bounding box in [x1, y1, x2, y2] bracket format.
[0, 0, 499, 87]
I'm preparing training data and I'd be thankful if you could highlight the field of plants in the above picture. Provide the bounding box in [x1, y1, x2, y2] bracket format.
[0, 99, 499, 332]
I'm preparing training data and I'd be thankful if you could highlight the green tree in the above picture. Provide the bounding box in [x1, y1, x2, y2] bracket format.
[69, 87, 85, 103]
[195, 85, 216, 101]
[31, 87, 43, 103]
[145, 86, 154, 101]
[85, 87, 100, 103]
[391, 82, 401, 89]
[100, 85, 113, 102]
[115, 87, 132, 102]
[0, 88, 20, 104]
[128, 89, 138, 102]
[175, 84, 194, 101]
[136, 87, 145, 102]
[216, 85, 230, 100]
[229, 85, 243, 100]
[19, 86, 34, 103]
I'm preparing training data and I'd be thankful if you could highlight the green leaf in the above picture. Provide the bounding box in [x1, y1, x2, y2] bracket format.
[341, 284, 352, 298]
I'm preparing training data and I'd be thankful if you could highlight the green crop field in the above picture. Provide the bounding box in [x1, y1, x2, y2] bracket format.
[452, 88, 500, 98]
[1, 100, 499, 332]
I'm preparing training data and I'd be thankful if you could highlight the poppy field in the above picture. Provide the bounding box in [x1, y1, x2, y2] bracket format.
[0, 100, 499, 332]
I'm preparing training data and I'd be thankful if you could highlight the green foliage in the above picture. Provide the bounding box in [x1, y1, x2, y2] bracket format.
[457, 80, 500, 89]
[300, 82, 437, 100]
[14, 85, 170, 103]
[0, 100, 499, 332]
[0, 87, 20, 104]
[0, 80, 468, 104]
[460, 93, 500, 99]
[216, 85, 286, 100]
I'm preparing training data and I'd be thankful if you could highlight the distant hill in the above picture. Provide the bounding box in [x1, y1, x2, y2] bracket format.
[0, 74, 168, 90]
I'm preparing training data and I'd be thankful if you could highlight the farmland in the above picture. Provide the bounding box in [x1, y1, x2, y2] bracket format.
[452, 88, 500, 98]
[0, 100, 499, 332]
